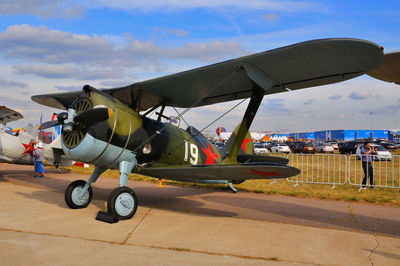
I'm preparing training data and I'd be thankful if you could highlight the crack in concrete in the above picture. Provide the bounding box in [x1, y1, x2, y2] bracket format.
[368, 233, 380, 266]
[121, 208, 151, 245]
[347, 204, 380, 266]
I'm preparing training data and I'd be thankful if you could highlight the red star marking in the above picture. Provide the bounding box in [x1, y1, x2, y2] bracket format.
[249, 169, 283, 178]
[201, 143, 219, 165]
[234, 133, 251, 153]
[21, 142, 34, 157]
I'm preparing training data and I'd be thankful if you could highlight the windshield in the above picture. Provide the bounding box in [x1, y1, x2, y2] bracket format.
[376, 146, 387, 151]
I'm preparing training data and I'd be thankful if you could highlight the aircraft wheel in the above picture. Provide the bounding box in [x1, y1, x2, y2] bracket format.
[65, 180, 93, 209]
[107, 187, 138, 220]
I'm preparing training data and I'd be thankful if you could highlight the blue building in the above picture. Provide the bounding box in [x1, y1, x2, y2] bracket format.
[290, 132, 314, 140]
[292, 130, 388, 141]
[388, 130, 400, 141]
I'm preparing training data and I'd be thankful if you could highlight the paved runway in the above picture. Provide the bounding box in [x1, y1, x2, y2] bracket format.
[1, 163, 400, 265]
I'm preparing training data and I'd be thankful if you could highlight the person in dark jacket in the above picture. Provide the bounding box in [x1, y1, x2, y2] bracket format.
[360, 141, 377, 189]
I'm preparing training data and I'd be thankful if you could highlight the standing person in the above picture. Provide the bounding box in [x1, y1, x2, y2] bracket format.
[360, 141, 377, 190]
[34, 142, 45, 178]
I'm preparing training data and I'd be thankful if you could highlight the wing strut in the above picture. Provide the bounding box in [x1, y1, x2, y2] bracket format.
[223, 64, 276, 163]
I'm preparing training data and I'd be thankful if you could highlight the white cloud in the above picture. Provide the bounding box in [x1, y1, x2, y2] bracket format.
[328, 94, 342, 100]
[59, 4, 84, 19]
[0, 77, 27, 88]
[261, 98, 292, 114]
[0, 0, 83, 18]
[368, 99, 400, 115]
[303, 99, 315, 105]
[348, 90, 372, 100]
[13, 64, 126, 80]
[167, 40, 244, 61]
[0, 25, 244, 67]
[153, 27, 189, 38]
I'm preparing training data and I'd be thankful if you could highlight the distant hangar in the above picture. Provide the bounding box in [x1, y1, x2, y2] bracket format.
[289, 129, 399, 141]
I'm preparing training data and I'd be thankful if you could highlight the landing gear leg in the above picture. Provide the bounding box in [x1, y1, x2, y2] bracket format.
[65, 166, 106, 209]
[108, 159, 139, 220]
[227, 182, 238, 193]
[56, 166, 64, 174]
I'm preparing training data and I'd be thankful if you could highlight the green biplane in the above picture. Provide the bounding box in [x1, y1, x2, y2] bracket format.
[34, 38, 394, 220]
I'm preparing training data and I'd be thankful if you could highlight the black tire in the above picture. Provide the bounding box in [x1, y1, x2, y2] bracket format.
[107, 187, 138, 220]
[65, 180, 93, 209]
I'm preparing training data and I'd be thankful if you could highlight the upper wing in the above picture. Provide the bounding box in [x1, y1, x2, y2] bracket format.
[32, 38, 383, 110]
[368, 52, 400, 84]
[138, 162, 300, 182]
[0, 106, 23, 124]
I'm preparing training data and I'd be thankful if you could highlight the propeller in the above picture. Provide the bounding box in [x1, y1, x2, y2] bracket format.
[39, 107, 113, 131]
[74, 108, 113, 126]
[38, 112, 68, 130]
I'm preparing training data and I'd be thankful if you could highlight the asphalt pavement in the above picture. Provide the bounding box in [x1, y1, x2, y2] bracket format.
[1, 163, 400, 265]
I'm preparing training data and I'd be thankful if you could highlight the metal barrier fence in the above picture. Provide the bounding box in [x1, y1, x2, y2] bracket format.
[348, 154, 400, 188]
[268, 153, 400, 189]
[271, 153, 347, 188]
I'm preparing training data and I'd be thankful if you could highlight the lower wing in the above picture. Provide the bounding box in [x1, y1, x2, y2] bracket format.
[137, 162, 299, 182]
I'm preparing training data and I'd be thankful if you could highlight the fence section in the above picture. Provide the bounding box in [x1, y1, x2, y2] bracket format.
[348, 154, 400, 188]
[268, 153, 400, 188]
[269, 153, 347, 187]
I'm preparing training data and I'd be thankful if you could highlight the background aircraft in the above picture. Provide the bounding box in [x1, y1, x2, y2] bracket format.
[35, 38, 393, 220]
[0, 105, 72, 169]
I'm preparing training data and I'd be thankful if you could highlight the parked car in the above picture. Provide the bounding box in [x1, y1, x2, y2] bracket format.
[253, 143, 269, 155]
[356, 144, 392, 161]
[292, 142, 316, 154]
[214, 142, 225, 149]
[288, 141, 301, 150]
[339, 141, 363, 154]
[315, 143, 334, 153]
[326, 141, 339, 150]
[337, 142, 346, 150]
[270, 143, 290, 153]
[381, 143, 397, 151]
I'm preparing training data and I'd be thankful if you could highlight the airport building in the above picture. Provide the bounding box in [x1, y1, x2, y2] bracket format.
[290, 129, 393, 141]
[219, 129, 399, 142]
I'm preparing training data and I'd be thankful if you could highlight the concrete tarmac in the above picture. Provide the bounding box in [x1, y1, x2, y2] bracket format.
[1, 163, 400, 265]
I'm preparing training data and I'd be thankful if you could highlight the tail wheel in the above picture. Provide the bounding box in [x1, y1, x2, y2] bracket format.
[65, 180, 93, 209]
[62, 97, 92, 149]
[108, 187, 138, 220]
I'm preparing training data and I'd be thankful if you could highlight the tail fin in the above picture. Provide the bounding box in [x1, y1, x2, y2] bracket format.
[224, 124, 253, 156]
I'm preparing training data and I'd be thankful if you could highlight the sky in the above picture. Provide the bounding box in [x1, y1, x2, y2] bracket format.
[1, 0, 399, 134]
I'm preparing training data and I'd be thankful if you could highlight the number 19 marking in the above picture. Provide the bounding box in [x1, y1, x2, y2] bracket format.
[184, 141, 198, 165]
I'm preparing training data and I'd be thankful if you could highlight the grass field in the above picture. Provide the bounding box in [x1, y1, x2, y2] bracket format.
[64, 150, 400, 206]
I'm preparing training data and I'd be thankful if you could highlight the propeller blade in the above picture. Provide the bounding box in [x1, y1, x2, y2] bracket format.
[39, 120, 61, 131]
[74, 108, 113, 126]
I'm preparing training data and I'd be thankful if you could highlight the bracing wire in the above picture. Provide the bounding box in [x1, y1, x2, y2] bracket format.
[132, 68, 242, 154]
[167, 98, 247, 154]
